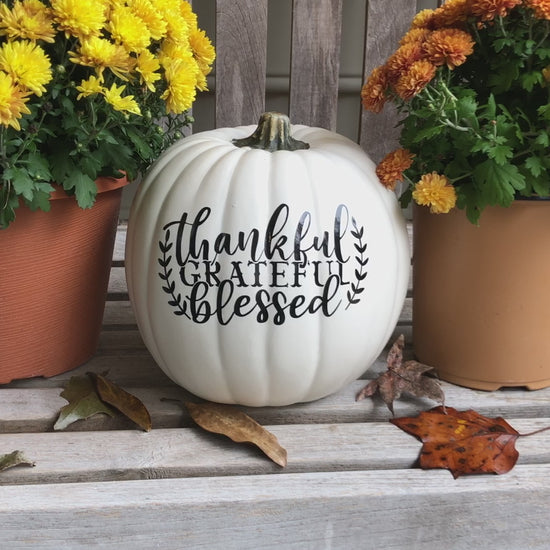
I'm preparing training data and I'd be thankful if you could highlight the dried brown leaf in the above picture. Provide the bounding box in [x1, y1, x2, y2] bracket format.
[392, 406, 520, 478]
[0, 450, 35, 473]
[356, 335, 445, 414]
[185, 401, 287, 467]
[93, 373, 152, 432]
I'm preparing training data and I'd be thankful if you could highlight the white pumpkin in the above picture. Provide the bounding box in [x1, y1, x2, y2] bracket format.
[126, 113, 410, 406]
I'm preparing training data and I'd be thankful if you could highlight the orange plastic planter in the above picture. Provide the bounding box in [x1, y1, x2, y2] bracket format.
[413, 201, 550, 390]
[0, 176, 128, 384]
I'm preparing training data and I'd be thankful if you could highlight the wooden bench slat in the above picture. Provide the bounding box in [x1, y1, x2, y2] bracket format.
[2, 466, 549, 549]
[1, 419, 549, 486]
[289, 0, 344, 129]
[3, 377, 550, 434]
[215, 0, 268, 127]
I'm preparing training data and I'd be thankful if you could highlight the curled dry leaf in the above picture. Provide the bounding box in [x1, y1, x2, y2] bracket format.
[391, 406, 520, 478]
[185, 401, 287, 467]
[54, 375, 116, 431]
[0, 450, 35, 473]
[356, 334, 445, 414]
[93, 373, 152, 432]
[54, 374, 152, 431]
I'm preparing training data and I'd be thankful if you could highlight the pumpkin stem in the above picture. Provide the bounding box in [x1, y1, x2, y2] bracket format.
[232, 112, 310, 152]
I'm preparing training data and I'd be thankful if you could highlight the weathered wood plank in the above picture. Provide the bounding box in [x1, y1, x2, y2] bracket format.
[289, 0, 344, 129]
[1, 466, 549, 549]
[359, 0, 417, 161]
[215, 0, 268, 127]
[1, 418, 549, 485]
[3, 376, 550, 434]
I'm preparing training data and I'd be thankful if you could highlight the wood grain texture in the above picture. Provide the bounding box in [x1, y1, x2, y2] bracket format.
[359, 0, 417, 161]
[289, 0, 344, 129]
[215, 0, 268, 127]
[2, 467, 550, 549]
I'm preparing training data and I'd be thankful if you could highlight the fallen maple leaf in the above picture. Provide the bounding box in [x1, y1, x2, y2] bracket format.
[92, 373, 152, 432]
[391, 406, 521, 478]
[0, 450, 35, 473]
[185, 401, 287, 467]
[356, 334, 444, 414]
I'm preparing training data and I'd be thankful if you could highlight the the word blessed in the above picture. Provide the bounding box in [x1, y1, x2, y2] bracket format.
[158, 203, 368, 325]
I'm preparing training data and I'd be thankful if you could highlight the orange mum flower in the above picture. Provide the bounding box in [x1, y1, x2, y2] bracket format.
[525, 0, 550, 19]
[399, 28, 431, 46]
[361, 65, 389, 113]
[412, 173, 457, 214]
[432, 0, 473, 27]
[376, 148, 415, 190]
[423, 28, 475, 69]
[394, 60, 437, 100]
[411, 9, 437, 29]
[470, 0, 521, 21]
[385, 42, 424, 83]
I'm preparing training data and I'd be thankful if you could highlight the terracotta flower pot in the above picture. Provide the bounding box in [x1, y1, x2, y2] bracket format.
[0, 176, 128, 384]
[413, 201, 550, 390]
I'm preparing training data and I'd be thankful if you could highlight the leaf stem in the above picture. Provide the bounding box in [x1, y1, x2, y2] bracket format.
[519, 425, 550, 438]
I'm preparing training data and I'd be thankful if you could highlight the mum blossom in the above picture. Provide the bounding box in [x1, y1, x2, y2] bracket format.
[395, 59, 437, 100]
[470, 0, 522, 21]
[385, 41, 424, 82]
[0, 40, 52, 96]
[0, 71, 30, 130]
[361, 66, 388, 113]
[431, 0, 472, 27]
[127, 0, 168, 41]
[376, 149, 415, 190]
[423, 28, 475, 69]
[525, 0, 550, 19]
[412, 173, 457, 214]
[107, 5, 152, 53]
[69, 36, 133, 80]
[0, 0, 56, 43]
[50, 0, 106, 39]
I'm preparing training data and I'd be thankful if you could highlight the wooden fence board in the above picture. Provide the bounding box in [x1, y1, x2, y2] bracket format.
[215, 0, 268, 127]
[289, 0, 344, 129]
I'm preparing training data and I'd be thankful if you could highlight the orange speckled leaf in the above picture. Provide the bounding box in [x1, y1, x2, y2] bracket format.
[391, 406, 519, 478]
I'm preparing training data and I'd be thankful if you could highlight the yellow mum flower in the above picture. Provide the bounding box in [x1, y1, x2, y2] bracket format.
[0, 40, 52, 96]
[107, 5, 151, 53]
[412, 172, 457, 214]
[136, 49, 161, 91]
[103, 83, 141, 115]
[180, 0, 198, 27]
[127, 0, 167, 41]
[51, 0, 107, 39]
[189, 28, 216, 79]
[161, 57, 197, 114]
[76, 75, 104, 99]
[155, 0, 189, 42]
[0, 71, 31, 130]
[0, 0, 56, 43]
[69, 36, 133, 80]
